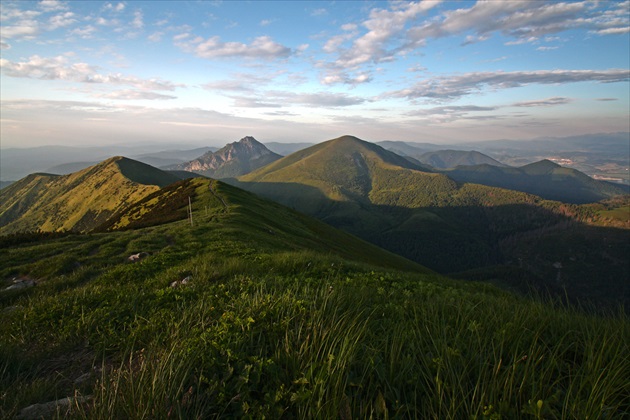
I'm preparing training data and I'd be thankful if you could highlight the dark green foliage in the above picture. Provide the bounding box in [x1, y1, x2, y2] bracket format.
[445, 160, 628, 204]
[419, 149, 506, 168]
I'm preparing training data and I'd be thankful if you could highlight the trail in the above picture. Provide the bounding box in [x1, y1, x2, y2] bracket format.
[208, 183, 229, 211]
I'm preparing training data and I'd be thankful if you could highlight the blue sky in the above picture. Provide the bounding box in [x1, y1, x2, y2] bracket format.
[1, 0, 629, 148]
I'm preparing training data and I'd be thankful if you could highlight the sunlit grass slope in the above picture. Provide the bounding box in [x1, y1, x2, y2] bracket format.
[1, 176, 629, 419]
[0, 157, 181, 234]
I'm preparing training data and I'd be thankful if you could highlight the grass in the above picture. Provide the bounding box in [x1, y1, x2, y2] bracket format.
[1, 181, 629, 418]
[2, 259, 628, 418]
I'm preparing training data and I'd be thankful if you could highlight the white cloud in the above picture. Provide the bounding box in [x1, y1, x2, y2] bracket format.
[323, 22, 360, 53]
[281, 91, 366, 107]
[147, 31, 163, 42]
[39, 0, 68, 12]
[202, 79, 258, 93]
[95, 17, 120, 26]
[232, 90, 367, 108]
[104, 3, 126, 13]
[48, 11, 76, 30]
[320, 70, 373, 86]
[69, 25, 97, 39]
[406, 104, 498, 122]
[512, 97, 573, 107]
[176, 35, 292, 60]
[407, 0, 630, 48]
[231, 97, 282, 108]
[311, 8, 327, 17]
[0, 55, 181, 91]
[101, 89, 176, 100]
[0, 21, 39, 39]
[0, 41, 10, 50]
[334, 1, 441, 68]
[594, 26, 630, 35]
[132, 10, 143, 29]
[388, 69, 630, 101]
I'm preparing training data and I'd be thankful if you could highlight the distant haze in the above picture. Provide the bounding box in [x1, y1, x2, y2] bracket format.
[1, 1, 629, 148]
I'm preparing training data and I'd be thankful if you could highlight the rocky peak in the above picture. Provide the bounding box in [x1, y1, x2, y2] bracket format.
[174, 136, 281, 177]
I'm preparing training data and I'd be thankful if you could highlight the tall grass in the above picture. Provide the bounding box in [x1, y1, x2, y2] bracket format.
[22, 268, 622, 419]
[1, 232, 628, 418]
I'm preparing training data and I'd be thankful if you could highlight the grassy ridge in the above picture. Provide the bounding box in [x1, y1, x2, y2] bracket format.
[1, 180, 629, 418]
[0, 157, 181, 234]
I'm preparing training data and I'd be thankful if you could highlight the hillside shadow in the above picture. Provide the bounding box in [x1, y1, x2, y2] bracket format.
[227, 178, 629, 311]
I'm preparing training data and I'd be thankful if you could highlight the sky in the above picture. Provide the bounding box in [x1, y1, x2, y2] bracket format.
[1, 0, 629, 148]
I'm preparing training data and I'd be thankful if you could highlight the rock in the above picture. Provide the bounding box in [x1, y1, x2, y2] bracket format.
[3, 277, 36, 292]
[17, 396, 91, 419]
[170, 276, 192, 288]
[128, 252, 149, 262]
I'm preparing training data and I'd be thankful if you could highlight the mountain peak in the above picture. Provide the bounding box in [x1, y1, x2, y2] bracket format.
[329, 135, 364, 145]
[171, 136, 281, 178]
[521, 159, 562, 175]
[239, 136, 259, 144]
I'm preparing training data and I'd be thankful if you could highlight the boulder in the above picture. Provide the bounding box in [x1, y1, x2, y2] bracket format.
[17, 396, 91, 419]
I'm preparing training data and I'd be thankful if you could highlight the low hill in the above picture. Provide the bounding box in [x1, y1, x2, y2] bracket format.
[0, 157, 181, 234]
[234, 135, 629, 306]
[446, 160, 628, 204]
[418, 149, 506, 169]
[376, 140, 442, 156]
[170, 136, 281, 178]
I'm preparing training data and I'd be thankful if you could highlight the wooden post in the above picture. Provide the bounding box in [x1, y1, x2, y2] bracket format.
[188, 196, 193, 226]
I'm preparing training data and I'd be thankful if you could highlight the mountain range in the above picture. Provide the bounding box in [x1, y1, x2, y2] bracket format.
[1, 135, 628, 307]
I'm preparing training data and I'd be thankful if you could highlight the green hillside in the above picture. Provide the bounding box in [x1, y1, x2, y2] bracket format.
[446, 159, 628, 204]
[233, 136, 630, 306]
[1, 175, 628, 418]
[0, 157, 181, 234]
